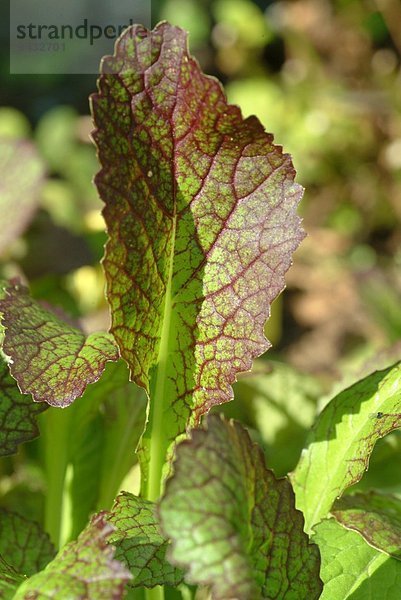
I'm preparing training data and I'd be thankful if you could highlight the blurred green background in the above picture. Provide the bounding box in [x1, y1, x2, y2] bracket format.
[1, 0, 401, 527]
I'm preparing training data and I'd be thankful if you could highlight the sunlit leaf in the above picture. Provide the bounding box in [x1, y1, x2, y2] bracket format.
[0, 281, 119, 407]
[314, 518, 401, 600]
[0, 138, 44, 256]
[159, 415, 322, 599]
[0, 360, 46, 456]
[91, 22, 304, 494]
[291, 362, 401, 533]
[108, 492, 183, 588]
[13, 513, 131, 599]
[332, 491, 401, 560]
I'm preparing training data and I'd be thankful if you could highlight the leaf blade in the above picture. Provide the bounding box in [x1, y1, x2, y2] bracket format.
[91, 22, 304, 493]
[291, 362, 401, 533]
[0, 509, 55, 577]
[0, 359, 46, 456]
[108, 492, 184, 589]
[314, 518, 401, 600]
[0, 281, 119, 407]
[13, 513, 131, 599]
[159, 415, 322, 600]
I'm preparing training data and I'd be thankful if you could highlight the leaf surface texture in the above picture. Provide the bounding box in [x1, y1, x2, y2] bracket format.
[159, 415, 322, 599]
[91, 22, 304, 489]
[0, 281, 119, 407]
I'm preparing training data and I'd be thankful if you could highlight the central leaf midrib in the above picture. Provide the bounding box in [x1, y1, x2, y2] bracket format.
[146, 212, 177, 502]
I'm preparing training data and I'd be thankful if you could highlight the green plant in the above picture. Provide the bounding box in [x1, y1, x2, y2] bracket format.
[1, 21, 401, 600]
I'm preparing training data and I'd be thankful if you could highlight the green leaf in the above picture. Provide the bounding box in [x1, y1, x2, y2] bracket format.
[291, 362, 401, 533]
[0, 510, 55, 598]
[0, 509, 55, 577]
[91, 22, 304, 499]
[332, 491, 401, 560]
[314, 518, 401, 600]
[0, 281, 119, 407]
[13, 513, 131, 599]
[0, 359, 46, 455]
[159, 415, 322, 600]
[0, 138, 44, 256]
[108, 492, 184, 588]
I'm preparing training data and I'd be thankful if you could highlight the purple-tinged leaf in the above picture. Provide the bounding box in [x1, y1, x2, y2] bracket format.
[91, 22, 304, 494]
[13, 513, 131, 599]
[0, 509, 55, 577]
[0, 360, 46, 455]
[0, 281, 119, 407]
[0, 138, 44, 256]
[332, 491, 401, 560]
[159, 415, 322, 600]
[291, 362, 401, 533]
[107, 492, 184, 588]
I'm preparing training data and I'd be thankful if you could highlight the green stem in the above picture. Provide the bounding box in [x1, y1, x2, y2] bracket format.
[145, 215, 176, 504]
[43, 407, 72, 548]
[145, 586, 165, 600]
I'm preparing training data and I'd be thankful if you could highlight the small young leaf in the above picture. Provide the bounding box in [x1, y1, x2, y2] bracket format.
[159, 415, 322, 600]
[91, 22, 304, 493]
[0, 281, 119, 407]
[107, 492, 184, 588]
[0, 138, 44, 256]
[0, 359, 46, 456]
[314, 518, 401, 600]
[13, 513, 131, 599]
[332, 491, 401, 560]
[0, 509, 55, 576]
[291, 362, 401, 532]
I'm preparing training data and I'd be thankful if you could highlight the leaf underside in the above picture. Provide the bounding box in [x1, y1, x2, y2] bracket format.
[0, 281, 119, 407]
[159, 415, 322, 600]
[91, 22, 304, 486]
[108, 492, 184, 588]
[291, 361, 401, 532]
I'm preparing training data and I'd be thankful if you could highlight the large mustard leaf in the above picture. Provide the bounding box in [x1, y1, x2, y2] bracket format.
[92, 22, 304, 497]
